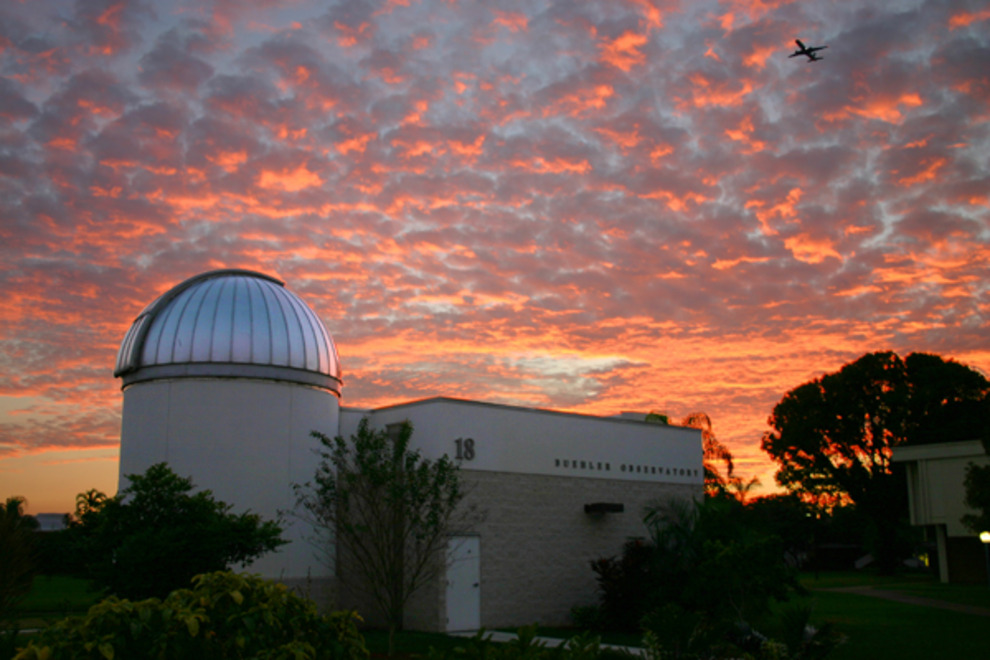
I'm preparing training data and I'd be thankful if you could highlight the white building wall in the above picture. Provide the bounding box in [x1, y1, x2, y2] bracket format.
[361, 398, 703, 487]
[339, 397, 703, 631]
[118, 378, 340, 582]
[893, 440, 989, 537]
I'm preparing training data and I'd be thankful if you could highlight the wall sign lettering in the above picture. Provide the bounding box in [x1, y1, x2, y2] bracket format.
[454, 437, 476, 461]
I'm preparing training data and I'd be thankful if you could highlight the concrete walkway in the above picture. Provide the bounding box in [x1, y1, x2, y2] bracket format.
[822, 585, 990, 617]
[449, 630, 644, 656]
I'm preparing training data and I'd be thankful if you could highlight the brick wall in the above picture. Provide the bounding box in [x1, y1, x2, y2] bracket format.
[332, 468, 700, 631]
[441, 469, 700, 630]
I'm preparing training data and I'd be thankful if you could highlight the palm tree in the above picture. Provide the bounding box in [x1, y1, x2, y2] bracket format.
[74, 489, 108, 519]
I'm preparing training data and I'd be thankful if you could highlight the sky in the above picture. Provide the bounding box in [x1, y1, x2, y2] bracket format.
[1, 0, 988, 515]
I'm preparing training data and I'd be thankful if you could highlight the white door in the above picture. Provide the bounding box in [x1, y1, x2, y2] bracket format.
[445, 536, 481, 631]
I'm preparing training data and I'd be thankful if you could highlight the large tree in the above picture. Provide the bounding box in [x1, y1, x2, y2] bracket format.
[295, 419, 477, 651]
[0, 497, 38, 626]
[77, 463, 285, 599]
[761, 351, 989, 571]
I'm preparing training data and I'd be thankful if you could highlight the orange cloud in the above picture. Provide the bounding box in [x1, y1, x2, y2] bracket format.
[449, 134, 486, 159]
[724, 115, 765, 153]
[402, 99, 430, 126]
[492, 10, 528, 32]
[649, 144, 674, 162]
[208, 150, 248, 173]
[717, 12, 735, 32]
[258, 165, 322, 192]
[833, 284, 883, 297]
[77, 98, 119, 117]
[548, 84, 614, 117]
[595, 125, 641, 150]
[628, 0, 664, 30]
[600, 31, 648, 71]
[743, 43, 776, 70]
[896, 157, 946, 187]
[719, 0, 796, 24]
[712, 256, 772, 270]
[682, 73, 754, 108]
[949, 8, 990, 29]
[335, 21, 371, 48]
[373, 0, 411, 17]
[337, 133, 376, 155]
[746, 188, 803, 235]
[510, 157, 592, 175]
[392, 139, 444, 158]
[640, 190, 710, 212]
[784, 234, 842, 264]
[825, 92, 924, 124]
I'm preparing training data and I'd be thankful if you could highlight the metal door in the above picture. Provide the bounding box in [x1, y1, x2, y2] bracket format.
[445, 536, 481, 631]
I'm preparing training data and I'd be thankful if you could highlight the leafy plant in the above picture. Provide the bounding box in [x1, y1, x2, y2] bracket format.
[73, 464, 285, 600]
[295, 419, 482, 654]
[776, 603, 842, 660]
[13, 571, 369, 660]
[569, 604, 605, 631]
[590, 539, 661, 631]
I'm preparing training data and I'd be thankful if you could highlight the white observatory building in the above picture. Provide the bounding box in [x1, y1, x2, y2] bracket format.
[115, 269, 703, 631]
[114, 269, 342, 585]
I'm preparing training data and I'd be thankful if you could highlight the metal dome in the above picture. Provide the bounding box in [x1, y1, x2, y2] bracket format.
[114, 269, 342, 394]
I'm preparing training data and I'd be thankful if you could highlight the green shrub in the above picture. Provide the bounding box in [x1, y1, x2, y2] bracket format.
[13, 572, 368, 660]
[569, 604, 605, 631]
[73, 464, 285, 600]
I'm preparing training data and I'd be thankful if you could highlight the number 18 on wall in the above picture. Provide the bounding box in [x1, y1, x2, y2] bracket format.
[454, 437, 475, 461]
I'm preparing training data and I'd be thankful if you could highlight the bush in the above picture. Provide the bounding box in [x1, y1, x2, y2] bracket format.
[74, 464, 285, 600]
[570, 604, 605, 631]
[587, 496, 828, 657]
[590, 539, 660, 631]
[13, 572, 368, 660]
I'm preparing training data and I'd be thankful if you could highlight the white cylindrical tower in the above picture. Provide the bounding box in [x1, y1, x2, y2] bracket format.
[114, 269, 341, 585]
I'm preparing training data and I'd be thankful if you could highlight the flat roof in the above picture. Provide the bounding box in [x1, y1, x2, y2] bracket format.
[363, 395, 695, 430]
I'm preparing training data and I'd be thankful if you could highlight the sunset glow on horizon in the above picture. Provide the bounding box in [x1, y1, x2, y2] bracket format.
[2, 0, 988, 515]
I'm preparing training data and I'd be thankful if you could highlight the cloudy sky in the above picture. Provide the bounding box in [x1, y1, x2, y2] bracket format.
[2, 0, 988, 513]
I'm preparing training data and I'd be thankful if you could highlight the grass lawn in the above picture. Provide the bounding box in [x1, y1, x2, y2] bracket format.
[10, 571, 990, 659]
[795, 571, 990, 660]
[4, 575, 104, 630]
[882, 580, 990, 609]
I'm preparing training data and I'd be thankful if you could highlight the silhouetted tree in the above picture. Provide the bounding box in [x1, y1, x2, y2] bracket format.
[762, 351, 988, 571]
[674, 412, 759, 500]
[76, 463, 285, 599]
[0, 497, 38, 625]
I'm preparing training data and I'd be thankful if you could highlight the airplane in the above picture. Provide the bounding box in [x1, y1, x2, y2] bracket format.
[789, 39, 827, 62]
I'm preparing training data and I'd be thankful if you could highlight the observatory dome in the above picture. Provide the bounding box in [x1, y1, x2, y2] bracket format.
[114, 269, 341, 394]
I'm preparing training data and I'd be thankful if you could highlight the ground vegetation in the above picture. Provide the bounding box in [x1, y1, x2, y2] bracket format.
[12, 571, 368, 660]
[70, 463, 285, 600]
